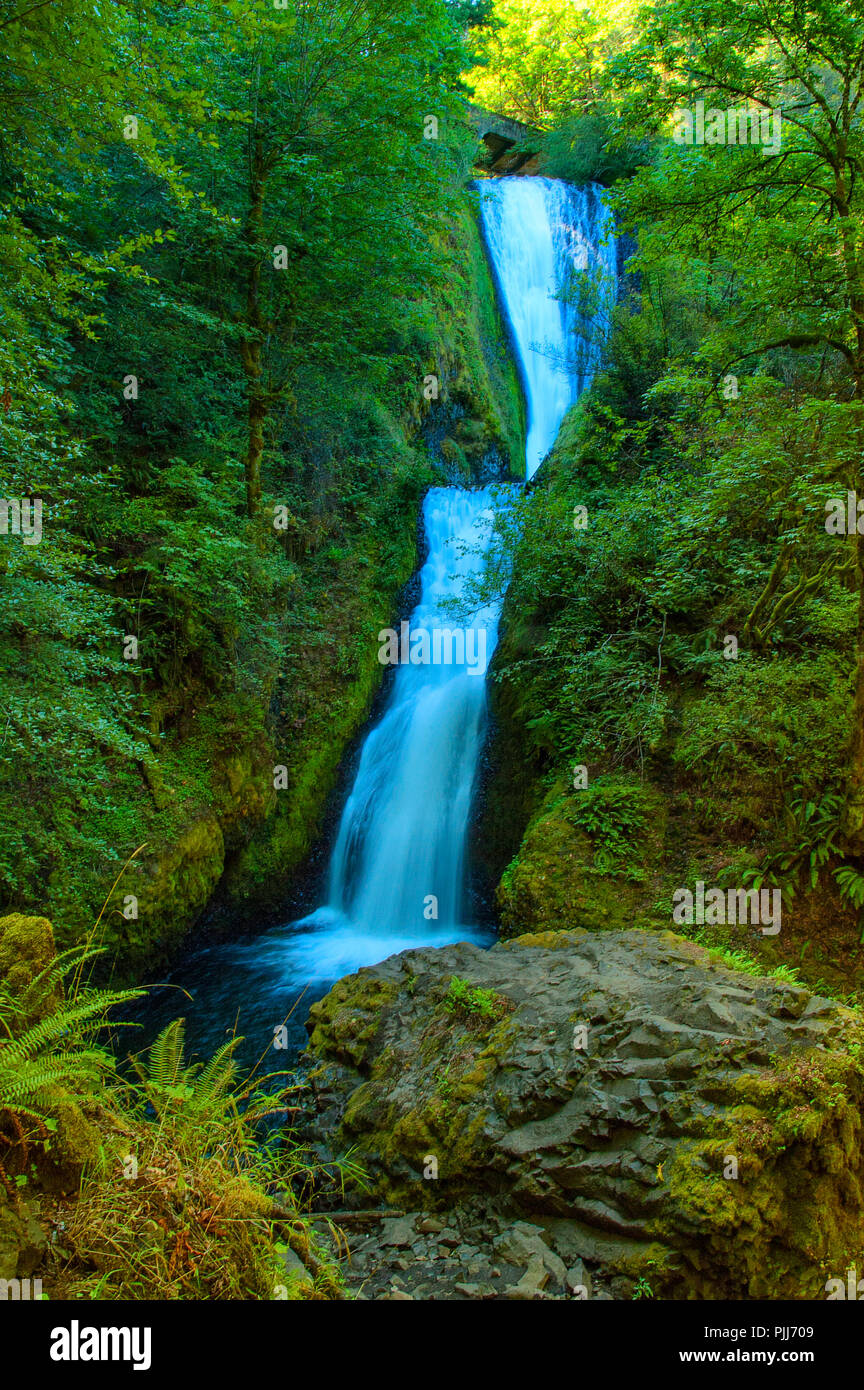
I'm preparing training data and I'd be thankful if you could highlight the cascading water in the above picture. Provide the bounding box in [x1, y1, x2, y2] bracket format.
[261, 181, 616, 987]
[478, 178, 618, 479]
[134, 176, 616, 1061]
[288, 485, 501, 980]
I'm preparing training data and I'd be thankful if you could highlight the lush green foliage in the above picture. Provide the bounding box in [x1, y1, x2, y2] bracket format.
[477, 0, 864, 937]
[467, 0, 635, 124]
[444, 974, 507, 1018]
[0, 0, 516, 956]
[564, 776, 653, 869]
[0, 926, 347, 1299]
[0, 948, 142, 1128]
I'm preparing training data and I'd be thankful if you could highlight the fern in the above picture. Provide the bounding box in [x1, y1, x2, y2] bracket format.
[0, 948, 143, 1126]
[128, 1019, 290, 1149]
[834, 866, 864, 909]
[195, 1039, 245, 1107]
[20, 946, 107, 1013]
[833, 865, 864, 943]
[1, 1052, 114, 1106]
[742, 788, 845, 900]
[130, 1020, 241, 1120]
[140, 1016, 188, 1092]
[2, 992, 136, 1063]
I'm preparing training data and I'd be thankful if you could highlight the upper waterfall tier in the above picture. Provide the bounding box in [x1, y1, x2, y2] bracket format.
[478, 177, 617, 479]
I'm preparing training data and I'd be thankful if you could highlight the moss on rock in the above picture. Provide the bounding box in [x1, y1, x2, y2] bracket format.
[0, 1186, 45, 1281]
[301, 930, 864, 1297]
[496, 778, 668, 938]
[0, 914, 60, 1024]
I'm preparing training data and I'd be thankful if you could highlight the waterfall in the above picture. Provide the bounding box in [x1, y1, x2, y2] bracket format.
[289, 485, 502, 980]
[134, 177, 616, 1057]
[327, 491, 498, 928]
[478, 177, 618, 479]
[284, 178, 616, 979]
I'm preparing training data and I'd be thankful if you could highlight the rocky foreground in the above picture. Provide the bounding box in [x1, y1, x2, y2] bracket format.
[300, 928, 864, 1300]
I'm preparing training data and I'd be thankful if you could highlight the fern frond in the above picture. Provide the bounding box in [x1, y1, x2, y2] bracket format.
[0, 1098, 51, 1124]
[131, 1017, 187, 1092]
[1, 988, 142, 1066]
[0, 987, 25, 1037]
[0, 947, 143, 1126]
[18, 945, 106, 1011]
[0, 1050, 114, 1102]
[193, 1037, 242, 1104]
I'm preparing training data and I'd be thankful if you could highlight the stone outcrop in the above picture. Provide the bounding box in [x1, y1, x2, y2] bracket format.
[0, 1185, 45, 1283]
[303, 928, 864, 1298]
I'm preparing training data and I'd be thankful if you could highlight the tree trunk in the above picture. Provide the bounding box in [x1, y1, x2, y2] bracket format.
[246, 390, 265, 517]
[834, 163, 864, 851]
[241, 132, 267, 519]
[847, 546, 864, 849]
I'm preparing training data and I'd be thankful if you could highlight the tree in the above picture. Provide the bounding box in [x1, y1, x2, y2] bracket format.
[0, 0, 477, 935]
[468, 0, 634, 124]
[175, 0, 469, 516]
[609, 0, 864, 848]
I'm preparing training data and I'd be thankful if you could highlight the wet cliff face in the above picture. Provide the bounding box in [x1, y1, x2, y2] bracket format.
[469, 598, 548, 897]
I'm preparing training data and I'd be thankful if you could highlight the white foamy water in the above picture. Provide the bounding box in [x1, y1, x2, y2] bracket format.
[325, 488, 500, 939]
[478, 177, 617, 478]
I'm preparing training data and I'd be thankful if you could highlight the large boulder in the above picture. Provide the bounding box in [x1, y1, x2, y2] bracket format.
[303, 928, 864, 1299]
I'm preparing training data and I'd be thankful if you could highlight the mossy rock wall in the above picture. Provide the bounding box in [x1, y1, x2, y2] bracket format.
[0, 913, 60, 1024]
[495, 777, 668, 937]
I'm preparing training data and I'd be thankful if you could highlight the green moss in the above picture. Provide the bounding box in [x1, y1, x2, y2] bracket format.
[317, 977, 524, 1206]
[455, 200, 525, 474]
[0, 1185, 45, 1281]
[500, 929, 587, 951]
[370, 1103, 493, 1205]
[0, 915, 59, 1023]
[306, 977, 399, 1068]
[651, 1045, 864, 1298]
[496, 778, 667, 937]
[34, 1089, 103, 1191]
